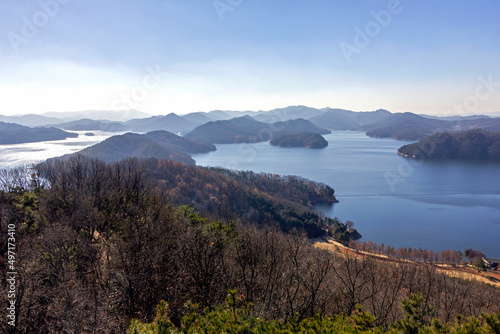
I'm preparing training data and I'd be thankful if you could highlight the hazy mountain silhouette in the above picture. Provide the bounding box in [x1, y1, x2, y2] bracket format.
[0, 122, 78, 144]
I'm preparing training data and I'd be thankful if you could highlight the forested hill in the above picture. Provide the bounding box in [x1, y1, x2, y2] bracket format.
[38, 156, 341, 238]
[364, 112, 451, 141]
[151, 160, 341, 237]
[1, 155, 499, 332]
[270, 132, 328, 149]
[398, 129, 500, 160]
[184, 116, 330, 144]
[63, 130, 216, 165]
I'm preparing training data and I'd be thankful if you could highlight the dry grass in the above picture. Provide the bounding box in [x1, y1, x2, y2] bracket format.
[312, 237, 500, 288]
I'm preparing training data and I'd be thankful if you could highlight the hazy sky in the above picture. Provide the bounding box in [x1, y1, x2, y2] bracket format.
[1, 0, 499, 116]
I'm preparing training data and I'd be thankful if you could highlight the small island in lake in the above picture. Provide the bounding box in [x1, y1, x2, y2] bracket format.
[270, 132, 328, 149]
[398, 129, 500, 160]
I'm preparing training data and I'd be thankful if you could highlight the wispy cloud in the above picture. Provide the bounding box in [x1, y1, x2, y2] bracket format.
[1, 0, 499, 115]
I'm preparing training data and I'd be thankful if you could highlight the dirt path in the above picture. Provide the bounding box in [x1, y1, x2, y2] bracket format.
[311, 237, 500, 288]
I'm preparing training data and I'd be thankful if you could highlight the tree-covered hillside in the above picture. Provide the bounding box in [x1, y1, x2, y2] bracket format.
[398, 129, 500, 160]
[129, 292, 500, 333]
[184, 116, 330, 144]
[0, 156, 498, 332]
[65, 130, 216, 165]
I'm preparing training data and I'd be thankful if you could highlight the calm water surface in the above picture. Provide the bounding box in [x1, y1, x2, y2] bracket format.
[193, 131, 500, 257]
[1, 131, 498, 257]
[0, 131, 120, 169]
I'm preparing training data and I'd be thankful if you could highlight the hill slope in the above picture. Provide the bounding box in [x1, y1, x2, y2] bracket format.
[398, 129, 500, 160]
[144, 130, 216, 153]
[308, 108, 393, 130]
[71, 130, 215, 164]
[364, 113, 453, 140]
[3, 155, 497, 332]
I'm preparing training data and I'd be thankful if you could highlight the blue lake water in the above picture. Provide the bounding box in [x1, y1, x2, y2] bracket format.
[192, 131, 500, 258]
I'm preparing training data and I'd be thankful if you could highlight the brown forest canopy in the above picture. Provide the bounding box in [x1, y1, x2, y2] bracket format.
[0, 156, 498, 332]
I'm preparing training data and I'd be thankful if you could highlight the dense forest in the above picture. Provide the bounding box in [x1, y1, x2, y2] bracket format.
[130, 292, 500, 333]
[0, 156, 499, 333]
[398, 129, 500, 160]
[270, 132, 328, 149]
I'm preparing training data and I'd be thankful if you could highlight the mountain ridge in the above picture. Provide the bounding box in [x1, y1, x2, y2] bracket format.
[2, 106, 500, 142]
[0, 121, 78, 145]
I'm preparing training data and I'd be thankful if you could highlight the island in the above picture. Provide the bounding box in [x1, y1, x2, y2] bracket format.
[398, 129, 500, 160]
[184, 116, 330, 144]
[270, 132, 328, 149]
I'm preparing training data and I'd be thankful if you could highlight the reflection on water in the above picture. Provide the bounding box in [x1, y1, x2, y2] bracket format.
[0, 131, 120, 169]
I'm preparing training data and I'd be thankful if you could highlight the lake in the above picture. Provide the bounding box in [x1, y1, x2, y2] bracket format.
[0, 131, 120, 169]
[192, 131, 500, 258]
[1, 130, 498, 257]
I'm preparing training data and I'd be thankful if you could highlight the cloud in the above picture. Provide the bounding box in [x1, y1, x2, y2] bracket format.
[1, 1, 499, 116]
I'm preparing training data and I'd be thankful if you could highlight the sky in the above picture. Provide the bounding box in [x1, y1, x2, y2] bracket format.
[0, 0, 499, 116]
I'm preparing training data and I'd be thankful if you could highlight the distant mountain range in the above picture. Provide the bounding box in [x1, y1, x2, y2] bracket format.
[420, 114, 491, 121]
[0, 110, 150, 127]
[308, 108, 393, 131]
[2, 106, 500, 146]
[124, 113, 200, 134]
[0, 122, 78, 145]
[66, 130, 216, 165]
[48, 119, 128, 132]
[109, 107, 500, 141]
[398, 129, 500, 160]
[363, 112, 451, 140]
[0, 114, 65, 128]
[41, 109, 151, 122]
[184, 116, 330, 144]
